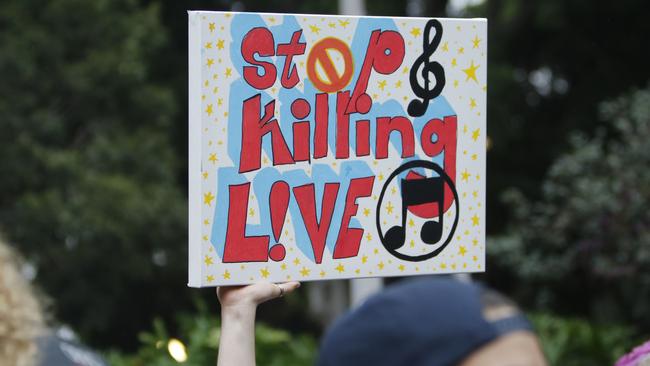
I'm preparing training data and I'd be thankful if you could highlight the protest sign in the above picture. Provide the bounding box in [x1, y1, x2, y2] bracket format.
[188, 11, 486, 287]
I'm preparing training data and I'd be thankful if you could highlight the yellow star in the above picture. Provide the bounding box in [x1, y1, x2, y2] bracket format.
[309, 24, 321, 34]
[293, 257, 300, 265]
[472, 190, 478, 198]
[451, 58, 457, 67]
[409, 239, 415, 248]
[363, 208, 370, 217]
[209, 153, 217, 164]
[378, 173, 384, 181]
[398, 264, 405, 271]
[217, 98, 223, 106]
[440, 262, 447, 269]
[320, 270, 326, 277]
[260, 267, 270, 278]
[458, 246, 467, 256]
[204, 192, 215, 206]
[362, 255, 368, 263]
[217, 39, 225, 50]
[374, 248, 379, 254]
[248, 208, 255, 217]
[366, 232, 372, 241]
[281, 263, 287, 270]
[205, 104, 213, 116]
[335, 263, 345, 273]
[377, 261, 385, 270]
[472, 128, 480, 141]
[355, 268, 361, 274]
[386, 201, 394, 214]
[205, 42, 212, 49]
[206, 58, 214, 67]
[453, 79, 459, 88]
[328, 22, 336, 28]
[225, 68, 232, 77]
[202, 171, 209, 179]
[410, 27, 421, 37]
[202, 235, 208, 241]
[457, 47, 465, 54]
[209, 22, 215, 32]
[378, 80, 387, 90]
[472, 35, 481, 48]
[402, 66, 409, 74]
[408, 218, 415, 228]
[442, 41, 449, 52]
[203, 218, 209, 225]
[471, 154, 478, 161]
[471, 214, 480, 226]
[338, 19, 350, 28]
[472, 238, 478, 246]
[204, 255, 213, 265]
[469, 98, 477, 109]
[207, 275, 215, 282]
[395, 80, 402, 88]
[461, 169, 471, 182]
[222, 270, 230, 279]
[300, 267, 310, 277]
[462, 61, 480, 83]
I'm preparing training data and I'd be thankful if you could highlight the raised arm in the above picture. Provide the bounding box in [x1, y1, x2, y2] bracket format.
[216, 282, 301, 366]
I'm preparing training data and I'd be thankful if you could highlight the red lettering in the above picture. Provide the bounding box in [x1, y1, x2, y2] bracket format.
[276, 30, 306, 89]
[294, 183, 340, 264]
[223, 183, 269, 262]
[333, 176, 374, 259]
[376, 116, 415, 159]
[347, 30, 405, 114]
[293, 121, 310, 162]
[241, 28, 276, 90]
[336, 91, 351, 159]
[239, 95, 294, 173]
[421, 115, 457, 213]
[314, 93, 329, 159]
[355, 120, 370, 156]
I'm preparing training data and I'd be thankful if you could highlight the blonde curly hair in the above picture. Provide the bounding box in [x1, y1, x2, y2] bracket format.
[0, 237, 44, 366]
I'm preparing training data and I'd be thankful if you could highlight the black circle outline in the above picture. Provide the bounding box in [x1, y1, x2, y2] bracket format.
[375, 160, 460, 262]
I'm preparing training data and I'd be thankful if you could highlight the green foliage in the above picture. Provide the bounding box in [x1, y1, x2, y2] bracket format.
[466, 0, 650, 231]
[532, 313, 638, 366]
[106, 304, 317, 366]
[0, 0, 190, 348]
[489, 86, 650, 330]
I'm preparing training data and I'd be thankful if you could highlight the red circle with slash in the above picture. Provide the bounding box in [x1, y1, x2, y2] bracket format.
[306, 37, 354, 93]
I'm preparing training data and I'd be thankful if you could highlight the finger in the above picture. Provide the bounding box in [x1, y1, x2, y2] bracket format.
[275, 281, 301, 297]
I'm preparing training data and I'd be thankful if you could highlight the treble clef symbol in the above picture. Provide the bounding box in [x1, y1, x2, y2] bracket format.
[407, 19, 446, 117]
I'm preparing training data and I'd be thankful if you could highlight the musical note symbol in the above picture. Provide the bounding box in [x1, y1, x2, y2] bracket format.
[407, 19, 446, 118]
[384, 176, 445, 251]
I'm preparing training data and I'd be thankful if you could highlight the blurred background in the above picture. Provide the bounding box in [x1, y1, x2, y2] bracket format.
[1, 0, 649, 364]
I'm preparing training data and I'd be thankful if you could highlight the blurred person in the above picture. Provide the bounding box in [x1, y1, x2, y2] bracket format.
[0, 237, 109, 366]
[216, 277, 548, 366]
[616, 340, 650, 366]
[0, 236, 44, 366]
